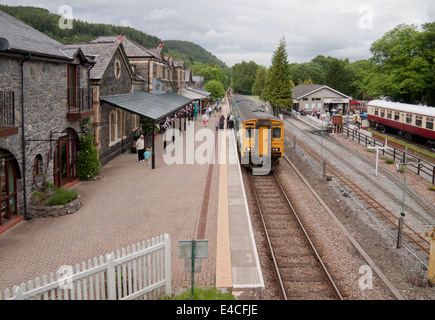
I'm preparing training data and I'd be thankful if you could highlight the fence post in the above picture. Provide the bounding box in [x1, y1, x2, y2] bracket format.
[164, 233, 172, 296]
[106, 254, 117, 300]
[13, 286, 23, 300]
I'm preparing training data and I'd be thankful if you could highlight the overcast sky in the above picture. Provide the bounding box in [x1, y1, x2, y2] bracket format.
[1, 0, 434, 67]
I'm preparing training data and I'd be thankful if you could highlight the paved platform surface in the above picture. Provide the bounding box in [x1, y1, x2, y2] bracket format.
[0, 98, 263, 297]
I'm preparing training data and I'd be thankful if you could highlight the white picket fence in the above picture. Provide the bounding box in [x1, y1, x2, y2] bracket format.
[1, 234, 171, 300]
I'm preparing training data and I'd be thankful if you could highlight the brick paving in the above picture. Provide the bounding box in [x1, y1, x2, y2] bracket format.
[0, 114, 222, 293]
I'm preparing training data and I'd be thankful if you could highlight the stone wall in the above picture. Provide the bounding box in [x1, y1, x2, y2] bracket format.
[0, 55, 90, 215]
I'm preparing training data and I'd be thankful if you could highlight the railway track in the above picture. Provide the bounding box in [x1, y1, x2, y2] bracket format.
[249, 170, 343, 300]
[284, 128, 431, 256]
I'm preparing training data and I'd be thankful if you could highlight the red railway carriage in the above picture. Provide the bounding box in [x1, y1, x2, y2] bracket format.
[367, 100, 435, 150]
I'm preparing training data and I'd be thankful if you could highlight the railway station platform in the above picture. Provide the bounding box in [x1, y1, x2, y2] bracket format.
[0, 98, 263, 298]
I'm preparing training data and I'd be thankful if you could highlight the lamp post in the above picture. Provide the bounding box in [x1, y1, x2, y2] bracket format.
[397, 147, 409, 249]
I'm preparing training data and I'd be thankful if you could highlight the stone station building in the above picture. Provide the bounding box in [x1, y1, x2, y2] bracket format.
[0, 9, 95, 229]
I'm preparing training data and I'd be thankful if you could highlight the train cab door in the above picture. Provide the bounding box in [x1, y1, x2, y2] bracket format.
[253, 121, 272, 175]
[258, 125, 269, 157]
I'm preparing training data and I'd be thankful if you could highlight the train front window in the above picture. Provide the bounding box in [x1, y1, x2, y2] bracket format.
[427, 118, 434, 130]
[272, 128, 281, 138]
[245, 126, 254, 139]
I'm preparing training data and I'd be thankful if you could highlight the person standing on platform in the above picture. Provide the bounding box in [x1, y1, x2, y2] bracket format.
[136, 135, 145, 162]
[202, 113, 208, 127]
[144, 148, 151, 167]
[226, 113, 231, 129]
[229, 113, 234, 129]
[219, 115, 225, 129]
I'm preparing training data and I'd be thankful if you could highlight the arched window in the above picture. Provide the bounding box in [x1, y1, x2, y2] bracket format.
[33, 154, 44, 185]
[0, 151, 18, 225]
[117, 109, 122, 139]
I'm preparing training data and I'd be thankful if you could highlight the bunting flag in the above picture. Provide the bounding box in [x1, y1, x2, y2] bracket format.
[158, 42, 164, 48]
[117, 35, 122, 42]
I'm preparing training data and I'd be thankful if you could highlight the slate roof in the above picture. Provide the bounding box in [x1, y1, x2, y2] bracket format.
[291, 84, 351, 99]
[100, 90, 193, 121]
[63, 42, 121, 80]
[89, 36, 154, 58]
[180, 87, 209, 100]
[0, 9, 71, 61]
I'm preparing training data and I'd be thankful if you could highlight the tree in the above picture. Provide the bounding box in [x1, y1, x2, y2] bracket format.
[266, 37, 293, 110]
[251, 66, 267, 98]
[366, 23, 431, 103]
[290, 62, 325, 85]
[203, 79, 225, 99]
[230, 61, 259, 94]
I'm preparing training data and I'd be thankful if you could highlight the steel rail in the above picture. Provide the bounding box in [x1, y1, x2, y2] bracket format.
[248, 173, 287, 300]
[249, 170, 343, 300]
[286, 129, 430, 255]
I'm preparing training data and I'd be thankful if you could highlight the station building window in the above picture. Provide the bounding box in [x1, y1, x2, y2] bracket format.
[33, 154, 44, 184]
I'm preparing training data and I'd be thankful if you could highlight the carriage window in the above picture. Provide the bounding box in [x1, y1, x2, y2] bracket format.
[415, 116, 422, 127]
[426, 118, 434, 130]
[387, 111, 392, 119]
[380, 109, 385, 117]
[245, 126, 254, 139]
[406, 114, 412, 124]
[374, 108, 379, 116]
[272, 128, 281, 138]
[394, 112, 400, 121]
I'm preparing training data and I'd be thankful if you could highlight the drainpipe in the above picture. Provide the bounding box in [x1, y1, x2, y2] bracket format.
[20, 53, 31, 220]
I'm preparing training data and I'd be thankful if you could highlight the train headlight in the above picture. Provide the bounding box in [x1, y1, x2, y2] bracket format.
[245, 147, 253, 151]
[272, 148, 280, 152]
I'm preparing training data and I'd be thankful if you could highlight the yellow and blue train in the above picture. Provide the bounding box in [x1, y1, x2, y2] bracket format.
[229, 94, 284, 174]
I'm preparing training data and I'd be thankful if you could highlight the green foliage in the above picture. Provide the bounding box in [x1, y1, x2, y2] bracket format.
[290, 62, 325, 85]
[252, 66, 267, 98]
[266, 37, 293, 109]
[45, 188, 78, 206]
[191, 64, 228, 88]
[203, 80, 226, 99]
[31, 191, 45, 203]
[365, 23, 433, 104]
[428, 185, 435, 192]
[163, 40, 228, 70]
[77, 118, 100, 180]
[162, 287, 235, 300]
[230, 61, 259, 94]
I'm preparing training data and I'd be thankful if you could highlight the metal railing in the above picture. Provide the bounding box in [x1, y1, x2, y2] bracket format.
[343, 126, 435, 184]
[67, 88, 92, 114]
[0, 91, 15, 127]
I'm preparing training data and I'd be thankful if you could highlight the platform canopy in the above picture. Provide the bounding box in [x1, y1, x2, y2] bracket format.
[100, 90, 193, 122]
[180, 87, 211, 100]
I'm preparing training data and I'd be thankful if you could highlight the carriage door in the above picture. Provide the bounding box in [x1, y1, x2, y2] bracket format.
[54, 129, 77, 187]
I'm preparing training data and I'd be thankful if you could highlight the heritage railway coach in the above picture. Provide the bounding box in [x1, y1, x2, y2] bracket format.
[367, 100, 435, 151]
[230, 95, 284, 174]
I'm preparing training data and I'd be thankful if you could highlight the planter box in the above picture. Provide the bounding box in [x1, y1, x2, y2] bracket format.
[31, 196, 82, 218]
